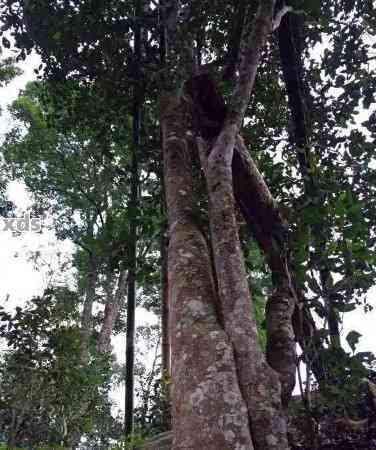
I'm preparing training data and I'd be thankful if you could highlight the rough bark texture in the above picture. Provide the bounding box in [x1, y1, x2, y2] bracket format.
[184, 5, 298, 407]
[199, 134, 288, 449]
[195, 2, 290, 448]
[162, 94, 254, 450]
[186, 69, 323, 392]
[161, 2, 295, 448]
[234, 137, 296, 406]
[97, 269, 127, 354]
[232, 135, 325, 385]
[216, 0, 298, 407]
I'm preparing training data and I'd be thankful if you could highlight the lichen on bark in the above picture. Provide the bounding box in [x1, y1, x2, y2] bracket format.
[162, 94, 255, 449]
[161, 1, 297, 448]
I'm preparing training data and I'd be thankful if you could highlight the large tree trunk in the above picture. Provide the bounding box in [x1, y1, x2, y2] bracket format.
[162, 94, 254, 450]
[161, 2, 293, 449]
[186, 68, 328, 399]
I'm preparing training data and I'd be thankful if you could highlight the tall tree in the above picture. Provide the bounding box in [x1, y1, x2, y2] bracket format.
[1, 0, 376, 448]
[0, 288, 113, 448]
[124, 0, 142, 435]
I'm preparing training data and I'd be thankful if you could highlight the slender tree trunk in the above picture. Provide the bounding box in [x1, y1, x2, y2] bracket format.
[124, 142, 139, 437]
[162, 93, 254, 450]
[139, 335, 161, 426]
[69, 252, 98, 448]
[124, 1, 142, 435]
[97, 269, 127, 353]
[81, 253, 98, 363]
[320, 267, 341, 348]
[159, 155, 170, 376]
[158, 0, 170, 378]
[7, 409, 20, 448]
[232, 136, 326, 385]
[233, 136, 297, 407]
[160, 217, 170, 376]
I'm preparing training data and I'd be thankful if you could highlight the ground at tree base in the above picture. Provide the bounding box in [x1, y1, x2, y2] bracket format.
[288, 417, 376, 450]
[141, 419, 376, 450]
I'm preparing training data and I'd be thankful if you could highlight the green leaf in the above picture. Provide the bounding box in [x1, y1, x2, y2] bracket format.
[346, 330, 362, 352]
[336, 302, 356, 313]
[52, 31, 62, 42]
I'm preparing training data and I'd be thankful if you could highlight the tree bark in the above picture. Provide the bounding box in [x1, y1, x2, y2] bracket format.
[186, 69, 325, 393]
[125, 0, 142, 435]
[160, 217, 170, 376]
[233, 137, 296, 406]
[162, 93, 254, 450]
[195, 1, 291, 446]
[232, 134, 326, 385]
[198, 132, 288, 449]
[97, 269, 127, 354]
[80, 253, 98, 364]
[124, 139, 139, 437]
[162, 2, 294, 448]
[186, 0, 297, 412]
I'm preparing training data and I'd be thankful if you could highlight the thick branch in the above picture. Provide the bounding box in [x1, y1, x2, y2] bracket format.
[222, 0, 248, 81]
[200, 132, 289, 449]
[233, 136, 326, 385]
[224, 0, 275, 134]
[186, 71, 325, 388]
[234, 136, 296, 406]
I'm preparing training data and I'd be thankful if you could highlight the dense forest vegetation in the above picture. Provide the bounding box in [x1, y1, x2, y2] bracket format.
[0, 0, 376, 449]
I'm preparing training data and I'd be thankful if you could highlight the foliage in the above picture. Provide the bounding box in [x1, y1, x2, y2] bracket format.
[0, 47, 22, 89]
[1, 66, 165, 445]
[242, 237, 272, 349]
[0, 287, 114, 448]
[110, 432, 145, 450]
[0, 47, 21, 214]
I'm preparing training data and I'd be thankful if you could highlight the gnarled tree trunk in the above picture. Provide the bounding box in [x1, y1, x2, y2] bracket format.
[161, 2, 297, 449]
[162, 94, 254, 450]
